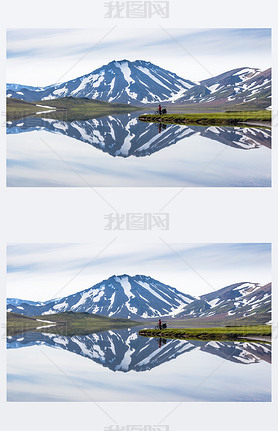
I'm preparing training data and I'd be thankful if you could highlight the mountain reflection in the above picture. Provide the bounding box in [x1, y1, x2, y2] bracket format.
[7, 327, 271, 373]
[6, 112, 271, 158]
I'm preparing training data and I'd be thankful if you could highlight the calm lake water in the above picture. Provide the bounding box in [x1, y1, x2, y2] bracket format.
[7, 327, 271, 401]
[7, 112, 271, 187]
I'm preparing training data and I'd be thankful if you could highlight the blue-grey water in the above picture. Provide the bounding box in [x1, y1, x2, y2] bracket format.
[6, 112, 271, 187]
[7, 327, 271, 401]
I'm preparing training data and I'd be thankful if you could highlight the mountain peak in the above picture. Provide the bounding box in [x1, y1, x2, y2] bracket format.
[7, 277, 271, 324]
[7, 273, 193, 319]
[109, 59, 151, 65]
[6, 59, 196, 105]
[110, 273, 130, 279]
[6, 59, 271, 109]
[109, 59, 129, 65]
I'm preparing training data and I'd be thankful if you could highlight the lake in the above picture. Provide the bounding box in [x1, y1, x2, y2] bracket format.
[7, 112, 271, 187]
[7, 326, 271, 401]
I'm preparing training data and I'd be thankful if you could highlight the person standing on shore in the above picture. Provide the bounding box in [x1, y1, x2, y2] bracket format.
[158, 104, 162, 115]
[158, 319, 162, 330]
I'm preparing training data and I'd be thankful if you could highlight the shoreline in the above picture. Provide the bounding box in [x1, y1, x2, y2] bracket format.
[139, 326, 271, 342]
[238, 120, 271, 128]
[138, 112, 271, 127]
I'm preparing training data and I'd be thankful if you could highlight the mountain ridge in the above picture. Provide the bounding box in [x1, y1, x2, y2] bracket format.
[6, 60, 271, 108]
[7, 274, 271, 324]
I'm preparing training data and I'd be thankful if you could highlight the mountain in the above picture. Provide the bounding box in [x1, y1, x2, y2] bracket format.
[7, 275, 271, 323]
[6, 83, 45, 92]
[175, 282, 271, 324]
[6, 113, 271, 158]
[7, 274, 195, 319]
[6, 60, 195, 104]
[6, 298, 39, 307]
[6, 60, 271, 108]
[7, 327, 271, 372]
[178, 67, 271, 109]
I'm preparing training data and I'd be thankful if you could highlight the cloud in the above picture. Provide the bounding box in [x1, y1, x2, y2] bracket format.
[6, 28, 271, 86]
[7, 243, 271, 301]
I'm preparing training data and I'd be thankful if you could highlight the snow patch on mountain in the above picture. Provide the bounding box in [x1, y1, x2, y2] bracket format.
[7, 276, 271, 323]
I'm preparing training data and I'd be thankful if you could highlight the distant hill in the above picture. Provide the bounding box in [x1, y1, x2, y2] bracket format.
[6, 96, 139, 121]
[7, 311, 139, 336]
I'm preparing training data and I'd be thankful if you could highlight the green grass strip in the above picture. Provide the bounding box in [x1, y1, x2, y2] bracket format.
[138, 111, 271, 126]
[139, 325, 271, 341]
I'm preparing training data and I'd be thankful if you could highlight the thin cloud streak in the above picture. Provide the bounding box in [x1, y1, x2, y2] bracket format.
[7, 28, 271, 86]
[7, 243, 271, 301]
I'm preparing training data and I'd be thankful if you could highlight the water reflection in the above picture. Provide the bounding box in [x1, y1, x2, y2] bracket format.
[7, 327, 271, 373]
[7, 112, 271, 186]
[7, 327, 271, 401]
[155, 122, 168, 134]
[6, 112, 271, 158]
[156, 337, 168, 348]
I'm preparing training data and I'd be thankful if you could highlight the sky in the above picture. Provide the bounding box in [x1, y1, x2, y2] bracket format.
[7, 28, 271, 87]
[7, 243, 271, 301]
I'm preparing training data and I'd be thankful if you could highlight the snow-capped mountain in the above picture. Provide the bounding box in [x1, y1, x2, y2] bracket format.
[176, 282, 271, 323]
[6, 298, 39, 307]
[6, 60, 195, 104]
[7, 274, 195, 319]
[178, 67, 271, 107]
[7, 327, 271, 372]
[7, 275, 271, 323]
[6, 113, 271, 157]
[6, 61, 271, 108]
[6, 83, 44, 92]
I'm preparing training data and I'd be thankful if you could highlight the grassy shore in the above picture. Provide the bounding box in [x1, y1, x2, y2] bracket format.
[138, 111, 271, 127]
[35, 97, 141, 121]
[139, 325, 271, 341]
[6, 98, 52, 120]
[7, 96, 139, 121]
[7, 311, 139, 336]
[7, 313, 46, 335]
